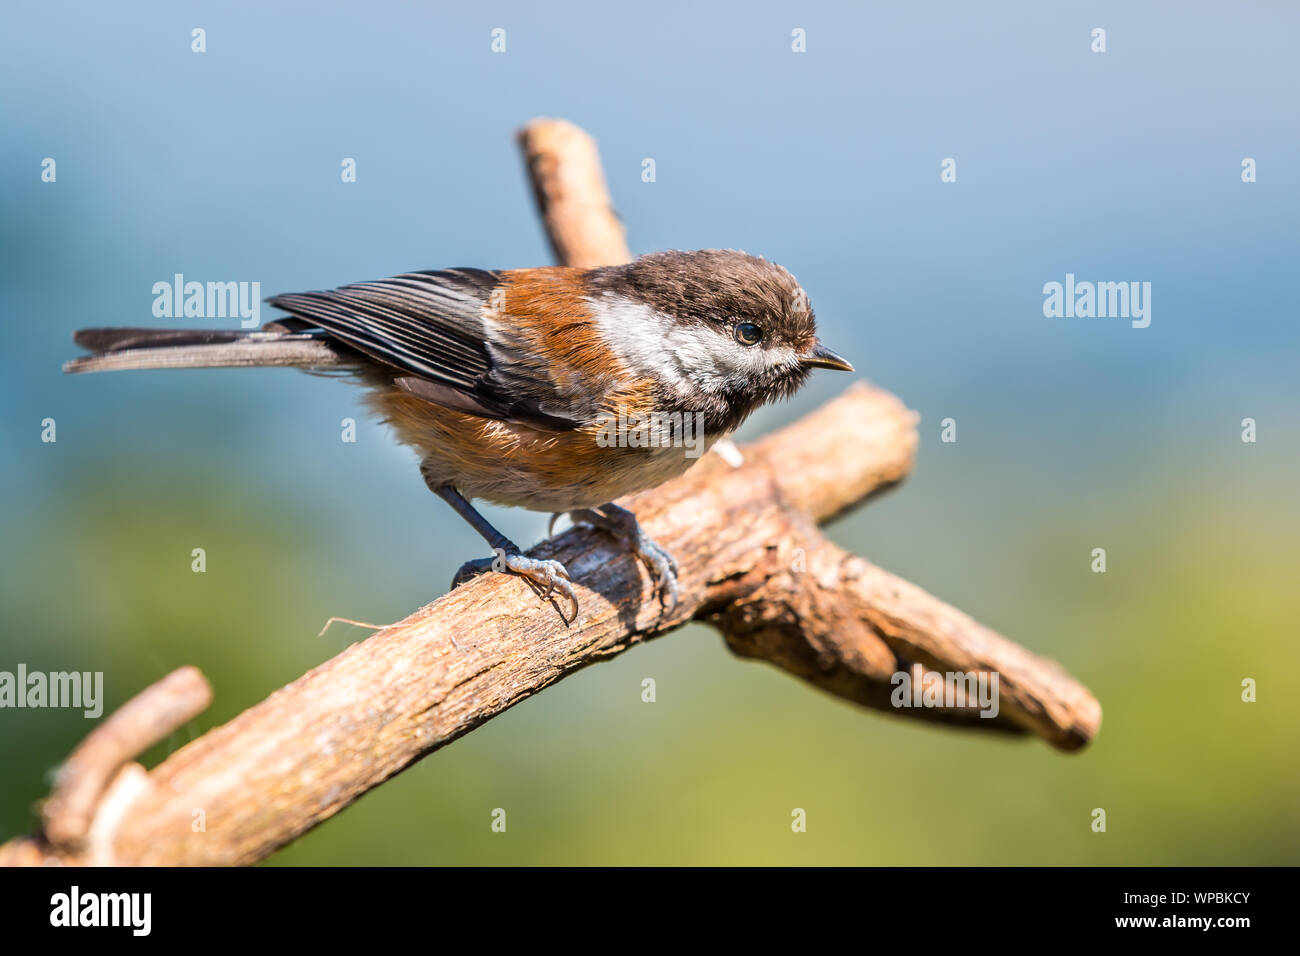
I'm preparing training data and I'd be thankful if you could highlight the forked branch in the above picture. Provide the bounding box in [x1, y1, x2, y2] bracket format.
[0, 118, 1099, 868]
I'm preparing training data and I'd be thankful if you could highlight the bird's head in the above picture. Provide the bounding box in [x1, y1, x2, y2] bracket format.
[586, 249, 853, 433]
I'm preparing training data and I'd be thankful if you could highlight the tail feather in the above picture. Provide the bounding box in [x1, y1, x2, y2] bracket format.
[64, 327, 351, 374]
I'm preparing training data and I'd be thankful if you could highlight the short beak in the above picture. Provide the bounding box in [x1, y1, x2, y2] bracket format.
[800, 341, 855, 372]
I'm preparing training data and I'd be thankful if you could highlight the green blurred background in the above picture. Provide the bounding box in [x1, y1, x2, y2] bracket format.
[2, 1, 1297, 864]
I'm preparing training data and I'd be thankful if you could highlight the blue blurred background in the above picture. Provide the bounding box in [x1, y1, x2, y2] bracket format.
[2, 1, 1297, 864]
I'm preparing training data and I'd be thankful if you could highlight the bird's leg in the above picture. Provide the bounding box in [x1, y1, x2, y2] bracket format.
[567, 502, 679, 614]
[428, 482, 578, 622]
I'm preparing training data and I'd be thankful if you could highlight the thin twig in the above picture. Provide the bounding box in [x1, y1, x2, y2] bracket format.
[40, 666, 211, 849]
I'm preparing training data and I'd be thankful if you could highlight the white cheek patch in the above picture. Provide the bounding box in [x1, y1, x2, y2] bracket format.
[589, 294, 798, 397]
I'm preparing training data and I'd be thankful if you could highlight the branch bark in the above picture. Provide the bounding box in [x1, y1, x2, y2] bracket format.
[39, 666, 211, 850]
[0, 118, 1100, 868]
[517, 118, 630, 268]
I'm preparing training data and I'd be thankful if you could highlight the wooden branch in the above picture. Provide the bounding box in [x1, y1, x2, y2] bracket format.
[0, 117, 1100, 868]
[517, 118, 631, 267]
[39, 667, 211, 849]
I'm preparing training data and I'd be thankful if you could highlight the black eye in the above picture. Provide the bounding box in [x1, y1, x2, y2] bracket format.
[734, 322, 763, 346]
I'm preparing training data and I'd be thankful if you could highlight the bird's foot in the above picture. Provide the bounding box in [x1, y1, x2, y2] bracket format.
[567, 503, 679, 615]
[452, 549, 578, 623]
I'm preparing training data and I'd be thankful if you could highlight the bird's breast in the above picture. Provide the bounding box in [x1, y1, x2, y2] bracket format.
[367, 389, 716, 511]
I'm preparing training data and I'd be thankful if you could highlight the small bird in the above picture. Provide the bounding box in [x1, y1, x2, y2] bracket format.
[65, 249, 853, 620]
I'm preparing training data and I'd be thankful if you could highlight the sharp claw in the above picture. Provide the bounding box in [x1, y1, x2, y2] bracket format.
[558, 584, 579, 623]
[567, 505, 680, 618]
[628, 533, 679, 615]
[452, 551, 579, 623]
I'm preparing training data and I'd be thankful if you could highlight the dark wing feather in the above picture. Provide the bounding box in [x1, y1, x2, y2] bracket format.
[268, 269, 583, 430]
